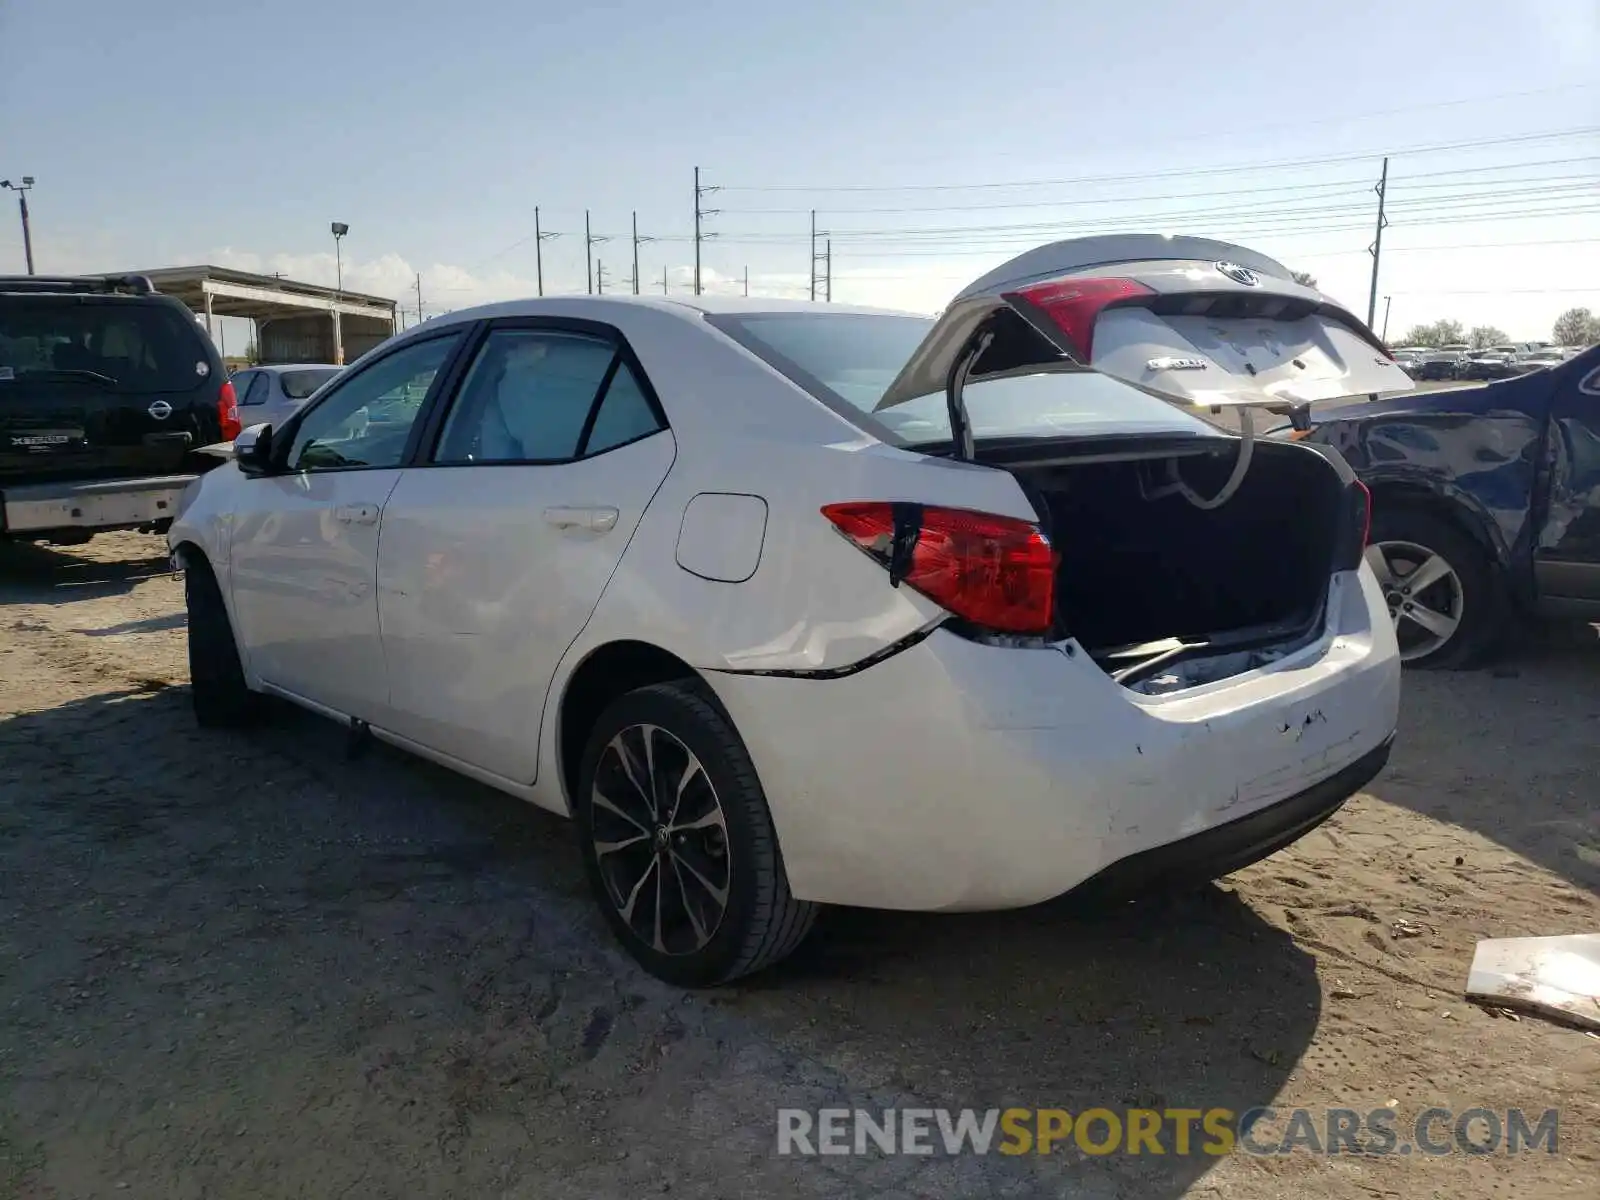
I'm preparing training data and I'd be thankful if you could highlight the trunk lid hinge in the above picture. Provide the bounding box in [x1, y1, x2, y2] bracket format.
[945, 328, 994, 462]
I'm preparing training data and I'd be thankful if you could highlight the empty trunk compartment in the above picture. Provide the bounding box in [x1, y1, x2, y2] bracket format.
[997, 438, 1348, 676]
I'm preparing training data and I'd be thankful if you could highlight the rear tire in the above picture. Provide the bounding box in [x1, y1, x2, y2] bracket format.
[1366, 507, 1506, 670]
[184, 558, 258, 727]
[574, 680, 818, 986]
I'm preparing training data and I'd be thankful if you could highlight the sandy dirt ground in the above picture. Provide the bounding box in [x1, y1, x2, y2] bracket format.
[1, 532, 1596, 1200]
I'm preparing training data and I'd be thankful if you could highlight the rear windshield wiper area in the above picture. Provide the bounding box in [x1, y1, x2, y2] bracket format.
[12, 367, 121, 387]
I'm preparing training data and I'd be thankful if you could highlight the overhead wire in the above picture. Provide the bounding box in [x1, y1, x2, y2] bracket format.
[716, 127, 1600, 193]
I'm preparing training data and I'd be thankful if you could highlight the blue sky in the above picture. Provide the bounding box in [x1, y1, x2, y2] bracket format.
[1, 0, 1596, 345]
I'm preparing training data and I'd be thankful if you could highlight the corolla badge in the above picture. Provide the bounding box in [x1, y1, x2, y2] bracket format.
[1215, 261, 1260, 287]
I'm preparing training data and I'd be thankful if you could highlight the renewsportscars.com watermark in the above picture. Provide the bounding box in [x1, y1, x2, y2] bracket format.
[776, 1106, 1559, 1158]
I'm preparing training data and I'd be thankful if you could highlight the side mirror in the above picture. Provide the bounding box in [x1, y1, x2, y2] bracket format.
[234, 423, 274, 475]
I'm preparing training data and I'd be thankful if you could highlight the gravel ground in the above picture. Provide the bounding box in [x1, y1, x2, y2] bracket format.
[2, 532, 1597, 1200]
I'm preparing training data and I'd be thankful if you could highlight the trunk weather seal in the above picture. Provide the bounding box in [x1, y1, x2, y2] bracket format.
[709, 622, 942, 680]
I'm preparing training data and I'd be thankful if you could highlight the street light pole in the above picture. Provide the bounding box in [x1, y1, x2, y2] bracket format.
[1, 177, 36, 275]
[331, 221, 348, 293]
[329, 221, 349, 366]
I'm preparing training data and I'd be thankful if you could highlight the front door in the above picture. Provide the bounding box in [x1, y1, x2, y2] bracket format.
[1535, 352, 1600, 603]
[377, 322, 674, 782]
[228, 330, 465, 718]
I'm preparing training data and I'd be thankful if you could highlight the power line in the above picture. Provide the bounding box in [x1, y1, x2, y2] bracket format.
[815, 206, 1600, 258]
[722, 161, 1600, 216]
[716, 197, 1600, 254]
[826, 234, 1600, 271]
[716, 84, 1597, 185]
[805, 184, 1600, 243]
[717, 127, 1600, 193]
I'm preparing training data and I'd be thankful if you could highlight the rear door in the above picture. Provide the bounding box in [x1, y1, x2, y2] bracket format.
[376, 319, 674, 783]
[0, 294, 219, 484]
[876, 235, 1412, 416]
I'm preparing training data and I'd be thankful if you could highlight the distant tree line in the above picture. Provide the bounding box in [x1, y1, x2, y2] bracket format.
[1396, 308, 1598, 350]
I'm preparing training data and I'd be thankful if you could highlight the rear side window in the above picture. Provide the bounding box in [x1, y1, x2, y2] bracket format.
[433, 328, 663, 464]
[0, 298, 209, 394]
[237, 372, 268, 406]
[584, 361, 659, 454]
[279, 368, 339, 400]
[708, 311, 1218, 446]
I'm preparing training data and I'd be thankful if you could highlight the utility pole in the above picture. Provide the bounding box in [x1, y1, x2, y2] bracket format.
[534, 206, 561, 297]
[584, 210, 610, 296]
[1381, 294, 1393, 343]
[1, 177, 36, 274]
[811, 213, 832, 303]
[414, 273, 424, 325]
[661, 265, 669, 295]
[596, 260, 609, 295]
[1366, 156, 1389, 329]
[809, 210, 817, 301]
[630, 211, 654, 296]
[693, 166, 719, 296]
[743, 265, 749, 297]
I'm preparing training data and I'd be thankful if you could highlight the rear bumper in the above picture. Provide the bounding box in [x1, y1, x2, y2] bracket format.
[706, 566, 1400, 912]
[1073, 735, 1391, 898]
[0, 474, 196, 535]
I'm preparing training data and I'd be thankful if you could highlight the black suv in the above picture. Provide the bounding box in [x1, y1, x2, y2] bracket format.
[1, 275, 237, 544]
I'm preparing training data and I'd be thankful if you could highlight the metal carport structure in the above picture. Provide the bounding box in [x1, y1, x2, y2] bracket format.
[115, 265, 398, 366]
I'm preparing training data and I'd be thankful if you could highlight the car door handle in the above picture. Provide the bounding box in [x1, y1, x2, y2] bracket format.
[334, 503, 380, 525]
[542, 505, 619, 533]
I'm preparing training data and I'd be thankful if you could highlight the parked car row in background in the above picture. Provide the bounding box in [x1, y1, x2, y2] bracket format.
[1389, 342, 1583, 383]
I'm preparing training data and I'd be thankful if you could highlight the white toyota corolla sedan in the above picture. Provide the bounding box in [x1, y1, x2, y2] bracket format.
[170, 236, 1405, 986]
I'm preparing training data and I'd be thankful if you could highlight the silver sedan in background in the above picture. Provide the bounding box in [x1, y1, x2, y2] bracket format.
[228, 363, 342, 432]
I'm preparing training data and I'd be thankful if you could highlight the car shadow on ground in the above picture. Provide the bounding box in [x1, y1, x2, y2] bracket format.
[1375, 622, 1600, 894]
[721, 892, 1317, 1191]
[2, 683, 1313, 1198]
[0, 540, 172, 604]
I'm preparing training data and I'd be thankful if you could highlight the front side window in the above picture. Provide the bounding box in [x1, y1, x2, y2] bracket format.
[284, 333, 461, 472]
[434, 329, 660, 464]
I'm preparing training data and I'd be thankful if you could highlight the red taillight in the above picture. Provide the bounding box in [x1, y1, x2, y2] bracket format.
[217, 378, 241, 441]
[821, 502, 1057, 635]
[1009, 276, 1155, 362]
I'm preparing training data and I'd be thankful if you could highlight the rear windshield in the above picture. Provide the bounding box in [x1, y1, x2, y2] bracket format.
[279, 368, 339, 400]
[0, 298, 209, 394]
[707, 311, 1221, 445]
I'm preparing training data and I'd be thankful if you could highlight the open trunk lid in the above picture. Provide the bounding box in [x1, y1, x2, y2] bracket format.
[875, 235, 1412, 416]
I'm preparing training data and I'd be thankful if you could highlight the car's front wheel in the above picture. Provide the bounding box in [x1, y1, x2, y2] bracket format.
[574, 680, 818, 986]
[1365, 508, 1506, 669]
[183, 556, 258, 727]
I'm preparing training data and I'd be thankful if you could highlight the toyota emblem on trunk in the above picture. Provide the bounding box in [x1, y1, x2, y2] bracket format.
[1216, 261, 1260, 286]
[147, 400, 173, 420]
